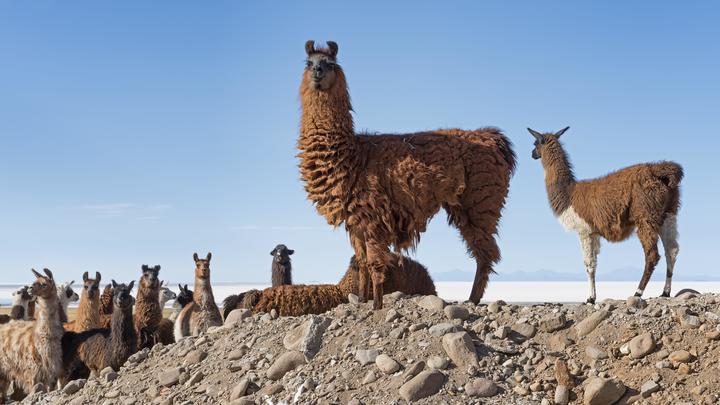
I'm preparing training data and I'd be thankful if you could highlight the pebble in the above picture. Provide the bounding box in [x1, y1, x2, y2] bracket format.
[401, 361, 425, 383]
[575, 310, 609, 337]
[385, 309, 401, 322]
[63, 380, 85, 395]
[230, 379, 250, 400]
[626, 296, 647, 309]
[583, 377, 626, 405]
[464, 378, 497, 397]
[629, 333, 655, 358]
[362, 370, 377, 385]
[585, 345, 608, 360]
[158, 367, 183, 387]
[283, 316, 330, 360]
[539, 313, 566, 332]
[442, 332, 479, 369]
[184, 349, 207, 365]
[429, 323, 461, 337]
[399, 370, 445, 402]
[409, 323, 427, 332]
[494, 325, 510, 339]
[348, 293, 359, 305]
[641, 380, 661, 397]
[444, 305, 469, 320]
[355, 348, 380, 366]
[266, 351, 307, 380]
[375, 354, 401, 374]
[555, 385, 570, 404]
[427, 356, 450, 370]
[668, 350, 691, 363]
[185, 371, 204, 386]
[417, 295, 446, 311]
[511, 322, 537, 340]
[225, 309, 252, 326]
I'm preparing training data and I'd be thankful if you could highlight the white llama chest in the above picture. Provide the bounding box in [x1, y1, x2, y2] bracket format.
[557, 206, 593, 235]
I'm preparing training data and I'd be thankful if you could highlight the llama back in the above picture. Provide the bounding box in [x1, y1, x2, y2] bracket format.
[254, 284, 346, 316]
[340, 255, 437, 297]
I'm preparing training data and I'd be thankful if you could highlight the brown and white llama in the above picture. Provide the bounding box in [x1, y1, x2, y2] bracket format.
[169, 284, 193, 322]
[529, 127, 683, 303]
[10, 286, 33, 321]
[0, 269, 64, 402]
[134, 265, 163, 349]
[56, 281, 79, 323]
[159, 281, 176, 309]
[62, 280, 137, 381]
[71, 272, 102, 332]
[298, 41, 515, 309]
[270, 244, 294, 287]
[174, 253, 222, 340]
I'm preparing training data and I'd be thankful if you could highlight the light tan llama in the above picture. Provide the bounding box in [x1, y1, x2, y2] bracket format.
[173, 253, 222, 340]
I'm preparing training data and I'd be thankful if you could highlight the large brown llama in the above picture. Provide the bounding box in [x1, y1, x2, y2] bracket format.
[62, 280, 137, 381]
[298, 40, 515, 309]
[270, 244, 294, 287]
[70, 272, 102, 332]
[223, 253, 436, 317]
[528, 127, 683, 303]
[134, 265, 163, 349]
[174, 253, 222, 340]
[0, 269, 64, 402]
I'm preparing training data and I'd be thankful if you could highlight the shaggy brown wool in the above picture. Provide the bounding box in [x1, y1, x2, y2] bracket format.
[62, 281, 137, 381]
[298, 41, 515, 308]
[253, 284, 346, 317]
[530, 127, 683, 300]
[134, 265, 163, 349]
[73, 272, 102, 333]
[338, 254, 436, 298]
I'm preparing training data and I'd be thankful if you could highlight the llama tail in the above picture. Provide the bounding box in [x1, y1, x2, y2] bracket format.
[651, 161, 684, 189]
[495, 131, 517, 176]
[222, 294, 241, 320]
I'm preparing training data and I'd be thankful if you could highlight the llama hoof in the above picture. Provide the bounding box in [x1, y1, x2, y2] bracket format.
[373, 298, 383, 310]
[633, 292, 642, 297]
[585, 298, 595, 305]
[660, 292, 670, 298]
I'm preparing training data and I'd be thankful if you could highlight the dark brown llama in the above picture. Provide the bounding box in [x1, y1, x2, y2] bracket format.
[529, 127, 682, 303]
[271, 244, 294, 287]
[298, 40, 515, 309]
[174, 253, 222, 340]
[62, 280, 137, 381]
[134, 265, 163, 349]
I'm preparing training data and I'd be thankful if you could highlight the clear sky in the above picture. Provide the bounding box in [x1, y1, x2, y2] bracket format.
[0, 1, 718, 287]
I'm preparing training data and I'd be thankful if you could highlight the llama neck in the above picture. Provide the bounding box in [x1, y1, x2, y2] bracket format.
[271, 261, 292, 287]
[35, 293, 64, 340]
[298, 70, 359, 226]
[77, 292, 100, 329]
[194, 278, 215, 309]
[110, 305, 135, 352]
[540, 140, 576, 215]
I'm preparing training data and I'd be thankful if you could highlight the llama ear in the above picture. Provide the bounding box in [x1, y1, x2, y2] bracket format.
[206, 252, 212, 262]
[128, 280, 135, 291]
[305, 40, 315, 56]
[95, 272, 101, 282]
[43, 268, 54, 281]
[527, 128, 543, 142]
[193, 253, 199, 262]
[287, 249, 294, 255]
[83, 272, 89, 282]
[554, 126, 570, 138]
[111, 279, 118, 289]
[327, 41, 338, 58]
[31, 269, 43, 279]
[154, 265, 161, 272]
[270, 249, 275, 256]
[141, 264, 149, 272]
[178, 284, 183, 291]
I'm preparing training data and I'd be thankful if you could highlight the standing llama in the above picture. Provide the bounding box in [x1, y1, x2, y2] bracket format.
[169, 284, 193, 322]
[0, 269, 64, 402]
[134, 265, 163, 349]
[271, 244, 294, 287]
[528, 127, 683, 303]
[298, 40, 515, 309]
[62, 280, 137, 381]
[10, 286, 33, 321]
[56, 281, 79, 323]
[71, 272, 102, 332]
[174, 253, 222, 340]
[159, 281, 177, 308]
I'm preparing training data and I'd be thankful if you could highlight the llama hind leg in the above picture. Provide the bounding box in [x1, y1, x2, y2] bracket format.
[659, 215, 679, 297]
[579, 233, 600, 304]
[365, 242, 391, 310]
[635, 225, 661, 297]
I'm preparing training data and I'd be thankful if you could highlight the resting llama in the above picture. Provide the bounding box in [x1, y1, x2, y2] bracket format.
[299, 41, 515, 309]
[174, 253, 222, 340]
[529, 127, 683, 303]
[134, 265, 163, 349]
[0, 269, 64, 402]
[71, 272, 102, 332]
[62, 280, 137, 380]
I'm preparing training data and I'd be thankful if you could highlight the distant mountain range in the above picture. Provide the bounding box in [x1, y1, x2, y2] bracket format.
[431, 267, 720, 282]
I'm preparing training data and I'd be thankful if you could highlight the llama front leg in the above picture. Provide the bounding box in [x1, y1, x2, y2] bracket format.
[366, 242, 390, 310]
[635, 225, 661, 297]
[579, 233, 600, 304]
[659, 215, 679, 297]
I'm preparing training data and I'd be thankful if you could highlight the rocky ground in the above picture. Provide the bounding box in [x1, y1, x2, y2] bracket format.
[26, 290, 720, 405]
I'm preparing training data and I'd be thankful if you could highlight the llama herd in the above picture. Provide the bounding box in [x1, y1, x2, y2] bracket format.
[0, 40, 685, 401]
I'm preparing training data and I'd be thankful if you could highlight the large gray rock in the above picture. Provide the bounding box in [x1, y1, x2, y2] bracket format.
[267, 351, 307, 380]
[444, 305, 469, 320]
[629, 333, 655, 359]
[583, 377, 626, 405]
[225, 309, 252, 326]
[465, 378, 497, 397]
[442, 331, 479, 369]
[283, 316, 330, 359]
[575, 310, 609, 337]
[399, 370, 445, 402]
[418, 295, 446, 311]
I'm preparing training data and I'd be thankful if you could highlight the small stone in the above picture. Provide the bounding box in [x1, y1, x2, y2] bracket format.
[539, 313, 566, 333]
[348, 293, 359, 305]
[401, 361, 425, 383]
[267, 351, 306, 380]
[362, 370, 377, 385]
[427, 356, 449, 370]
[555, 359, 574, 387]
[228, 346, 249, 361]
[555, 385, 570, 404]
[105, 390, 120, 399]
[640, 380, 661, 398]
[418, 295, 446, 311]
[230, 379, 250, 400]
[487, 300, 505, 314]
[63, 380, 85, 395]
[184, 349, 207, 365]
[399, 370, 445, 402]
[429, 323, 461, 337]
[511, 322, 537, 340]
[705, 330, 720, 341]
[158, 368, 182, 387]
[575, 310, 609, 337]
[385, 309, 401, 322]
[626, 296, 647, 309]
[444, 305, 469, 320]
[409, 323, 426, 332]
[375, 354, 401, 374]
[225, 309, 252, 326]
[668, 350, 691, 363]
[494, 325, 511, 339]
[442, 331, 479, 369]
[465, 378, 497, 397]
[585, 345, 608, 360]
[677, 363, 690, 374]
[283, 316, 330, 360]
[583, 377, 626, 405]
[628, 333, 655, 359]
[185, 371, 204, 386]
[389, 326, 408, 339]
[355, 348, 380, 366]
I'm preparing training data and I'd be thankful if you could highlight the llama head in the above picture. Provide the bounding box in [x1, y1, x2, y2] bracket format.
[192, 252, 212, 280]
[528, 127, 570, 160]
[30, 268, 57, 300]
[270, 244, 294, 264]
[111, 279, 135, 310]
[159, 282, 177, 307]
[304, 40, 340, 91]
[81, 271, 102, 299]
[173, 284, 193, 310]
[12, 285, 32, 304]
[57, 280, 79, 304]
[140, 264, 161, 290]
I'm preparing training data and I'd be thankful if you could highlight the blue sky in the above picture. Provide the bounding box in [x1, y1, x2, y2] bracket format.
[0, 1, 718, 286]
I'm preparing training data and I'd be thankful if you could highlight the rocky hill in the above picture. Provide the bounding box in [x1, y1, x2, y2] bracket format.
[29, 291, 720, 404]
